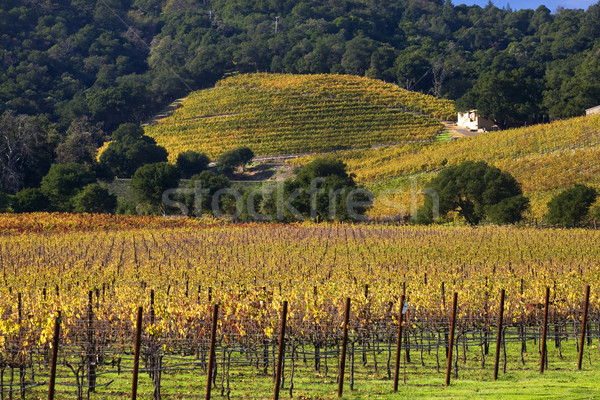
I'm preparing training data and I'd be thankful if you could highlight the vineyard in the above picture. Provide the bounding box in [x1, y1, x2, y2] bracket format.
[290, 114, 600, 220]
[144, 74, 454, 160]
[0, 213, 221, 235]
[1, 221, 600, 398]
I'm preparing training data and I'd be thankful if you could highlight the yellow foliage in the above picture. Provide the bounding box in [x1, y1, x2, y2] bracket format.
[0, 223, 598, 348]
[144, 73, 454, 160]
[291, 115, 600, 220]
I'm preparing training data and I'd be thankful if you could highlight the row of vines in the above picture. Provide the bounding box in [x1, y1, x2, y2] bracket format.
[217, 74, 456, 120]
[145, 74, 451, 160]
[288, 114, 600, 220]
[1, 223, 600, 397]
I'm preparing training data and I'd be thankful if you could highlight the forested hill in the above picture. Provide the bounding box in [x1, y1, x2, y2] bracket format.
[1, 0, 600, 193]
[2, 0, 600, 132]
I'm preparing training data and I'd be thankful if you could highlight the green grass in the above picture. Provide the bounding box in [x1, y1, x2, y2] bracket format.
[26, 335, 600, 399]
[436, 130, 454, 142]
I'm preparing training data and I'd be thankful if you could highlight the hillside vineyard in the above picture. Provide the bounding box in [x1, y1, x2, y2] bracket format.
[145, 74, 454, 160]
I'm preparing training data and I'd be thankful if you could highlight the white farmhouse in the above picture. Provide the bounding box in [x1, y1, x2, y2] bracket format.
[457, 110, 496, 132]
[585, 105, 600, 116]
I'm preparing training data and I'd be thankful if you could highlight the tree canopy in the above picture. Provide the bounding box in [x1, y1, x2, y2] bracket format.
[415, 161, 529, 225]
[176, 151, 210, 179]
[263, 158, 372, 222]
[545, 184, 598, 227]
[0, 112, 56, 194]
[217, 147, 255, 175]
[14, 188, 49, 213]
[99, 124, 168, 178]
[131, 162, 180, 214]
[40, 163, 96, 211]
[55, 117, 107, 168]
[2, 0, 600, 193]
[186, 171, 232, 216]
[72, 183, 118, 214]
[0, 191, 9, 212]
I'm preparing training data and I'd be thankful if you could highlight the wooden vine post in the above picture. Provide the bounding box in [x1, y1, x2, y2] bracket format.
[273, 301, 288, 400]
[48, 311, 62, 400]
[445, 293, 458, 386]
[493, 289, 505, 380]
[540, 287, 550, 373]
[131, 307, 143, 400]
[338, 298, 351, 398]
[577, 285, 591, 370]
[206, 304, 219, 400]
[393, 294, 406, 392]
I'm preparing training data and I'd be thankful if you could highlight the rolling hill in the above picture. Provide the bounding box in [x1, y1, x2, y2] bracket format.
[144, 73, 455, 160]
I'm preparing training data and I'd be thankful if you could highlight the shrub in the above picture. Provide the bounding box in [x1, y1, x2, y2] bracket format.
[72, 184, 117, 213]
[545, 184, 597, 227]
[131, 162, 180, 214]
[116, 198, 137, 215]
[14, 188, 48, 213]
[176, 151, 210, 179]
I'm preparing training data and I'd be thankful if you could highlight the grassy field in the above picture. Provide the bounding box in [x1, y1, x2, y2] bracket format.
[144, 74, 454, 160]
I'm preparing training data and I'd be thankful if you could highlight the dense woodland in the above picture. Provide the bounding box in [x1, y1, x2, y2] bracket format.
[1, 0, 600, 195]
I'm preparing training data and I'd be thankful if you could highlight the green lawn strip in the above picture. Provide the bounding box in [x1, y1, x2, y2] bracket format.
[28, 335, 600, 399]
[436, 130, 454, 142]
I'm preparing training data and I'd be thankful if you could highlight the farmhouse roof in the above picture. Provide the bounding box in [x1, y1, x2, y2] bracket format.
[586, 105, 600, 115]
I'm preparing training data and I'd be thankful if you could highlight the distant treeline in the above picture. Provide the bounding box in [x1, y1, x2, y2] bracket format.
[1, 0, 600, 193]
